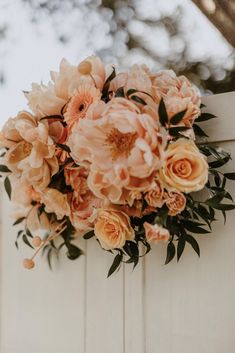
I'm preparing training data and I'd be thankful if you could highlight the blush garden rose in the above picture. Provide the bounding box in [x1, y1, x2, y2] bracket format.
[0, 56, 235, 276]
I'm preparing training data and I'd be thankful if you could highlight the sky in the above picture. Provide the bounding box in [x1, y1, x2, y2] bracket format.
[0, 0, 233, 127]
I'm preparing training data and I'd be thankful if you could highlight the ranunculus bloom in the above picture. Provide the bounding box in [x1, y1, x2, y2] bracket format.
[144, 179, 165, 208]
[94, 209, 135, 250]
[1, 111, 58, 189]
[159, 138, 208, 193]
[68, 97, 167, 204]
[152, 70, 201, 126]
[64, 83, 101, 131]
[144, 222, 170, 244]
[40, 188, 70, 220]
[165, 191, 186, 216]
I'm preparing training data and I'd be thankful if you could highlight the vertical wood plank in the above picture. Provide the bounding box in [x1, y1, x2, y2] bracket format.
[124, 258, 145, 353]
[85, 238, 124, 353]
[0, 190, 86, 353]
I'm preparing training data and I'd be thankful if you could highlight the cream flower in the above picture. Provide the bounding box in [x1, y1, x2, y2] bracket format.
[152, 70, 201, 126]
[68, 97, 167, 204]
[165, 191, 186, 216]
[77, 56, 106, 91]
[40, 188, 70, 220]
[25, 82, 66, 118]
[144, 179, 165, 208]
[144, 222, 170, 244]
[64, 83, 101, 131]
[1, 111, 59, 189]
[110, 65, 152, 96]
[94, 209, 135, 250]
[159, 138, 208, 193]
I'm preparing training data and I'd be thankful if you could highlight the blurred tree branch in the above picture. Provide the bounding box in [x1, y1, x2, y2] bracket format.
[192, 0, 235, 48]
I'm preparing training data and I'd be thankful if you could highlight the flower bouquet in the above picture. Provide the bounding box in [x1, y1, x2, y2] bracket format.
[1, 56, 235, 276]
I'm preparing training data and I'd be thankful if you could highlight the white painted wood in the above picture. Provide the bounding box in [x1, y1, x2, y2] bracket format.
[0, 92, 235, 353]
[201, 92, 235, 143]
[0, 189, 86, 353]
[124, 258, 145, 353]
[144, 142, 235, 353]
[85, 239, 124, 353]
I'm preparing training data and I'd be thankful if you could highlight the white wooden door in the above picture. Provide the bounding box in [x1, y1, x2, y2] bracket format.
[1, 92, 235, 353]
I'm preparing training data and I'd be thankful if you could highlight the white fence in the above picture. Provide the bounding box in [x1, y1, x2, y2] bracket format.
[1, 92, 235, 353]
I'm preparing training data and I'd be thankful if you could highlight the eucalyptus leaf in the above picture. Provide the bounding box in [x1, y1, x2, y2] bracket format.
[4, 176, 11, 199]
[170, 109, 187, 125]
[158, 98, 168, 126]
[0, 165, 11, 173]
[107, 253, 122, 277]
[165, 242, 175, 265]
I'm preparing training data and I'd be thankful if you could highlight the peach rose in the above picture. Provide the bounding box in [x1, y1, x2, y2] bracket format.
[144, 179, 165, 208]
[165, 191, 186, 216]
[144, 222, 170, 244]
[159, 138, 208, 193]
[68, 97, 167, 204]
[40, 188, 70, 220]
[94, 209, 135, 250]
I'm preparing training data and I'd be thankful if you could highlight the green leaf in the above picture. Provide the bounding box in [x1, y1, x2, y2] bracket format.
[56, 143, 71, 153]
[131, 95, 146, 105]
[224, 173, 235, 180]
[66, 243, 83, 260]
[184, 220, 210, 234]
[170, 109, 187, 125]
[13, 217, 25, 226]
[158, 98, 168, 126]
[107, 253, 122, 277]
[196, 113, 217, 122]
[205, 192, 226, 207]
[0, 165, 11, 173]
[209, 155, 230, 168]
[4, 176, 11, 199]
[177, 236, 186, 261]
[168, 126, 189, 137]
[185, 234, 200, 257]
[22, 234, 34, 249]
[193, 124, 208, 137]
[165, 242, 175, 265]
[126, 89, 138, 97]
[115, 87, 125, 97]
[212, 204, 235, 211]
[83, 230, 95, 240]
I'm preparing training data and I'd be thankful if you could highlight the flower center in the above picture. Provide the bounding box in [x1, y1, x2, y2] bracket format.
[106, 128, 137, 160]
[173, 159, 192, 178]
[78, 103, 85, 112]
[22, 141, 32, 157]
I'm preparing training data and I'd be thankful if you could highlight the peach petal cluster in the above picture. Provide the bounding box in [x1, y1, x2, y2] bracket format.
[94, 209, 135, 250]
[165, 191, 186, 216]
[159, 138, 208, 193]
[68, 97, 167, 204]
[144, 222, 170, 244]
